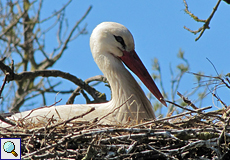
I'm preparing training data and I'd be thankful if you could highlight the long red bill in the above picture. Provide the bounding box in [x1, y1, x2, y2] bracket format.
[120, 50, 167, 107]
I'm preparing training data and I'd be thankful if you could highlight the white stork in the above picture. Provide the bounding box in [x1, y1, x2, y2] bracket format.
[0, 22, 166, 127]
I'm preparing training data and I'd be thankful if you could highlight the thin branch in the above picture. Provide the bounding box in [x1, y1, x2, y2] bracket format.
[96, 94, 133, 124]
[131, 105, 212, 128]
[0, 71, 9, 99]
[183, 0, 222, 41]
[40, 5, 92, 69]
[177, 91, 198, 110]
[0, 9, 27, 37]
[38, 0, 72, 23]
[0, 60, 105, 105]
[183, 0, 206, 22]
[0, 114, 16, 126]
[67, 75, 107, 104]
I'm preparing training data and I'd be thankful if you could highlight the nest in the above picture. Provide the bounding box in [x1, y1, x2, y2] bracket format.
[1, 104, 230, 160]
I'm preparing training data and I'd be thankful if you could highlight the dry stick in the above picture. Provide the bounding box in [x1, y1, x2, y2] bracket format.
[51, 107, 95, 128]
[147, 144, 175, 160]
[0, 114, 16, 126]
[177, 91, 198, 109]
[12, 109, 229, 159]
[165, 101, 223, 121]
[166, 99, 209, 114]
[20, 99, 62, 121]
[22, 135, 73, 158]
[126, 141, 138, 154]
[210, 88, 228, 109]
[164, 138, 220, 156]
[218, 117, 230, 146]
[110, 149, 167, 160]
[23, 127, 100, 158]
[99, 130, 181, 143]
[82, 137, 97, 160]
[206, 57, 230, 91]
[192, 74, 228, 109]
[29, 107, 95, 132]
[96, 94, 133, 124]
[21, 126, 229, 159]
[25, 132, 35, 153]
[131, 106, 212, 128]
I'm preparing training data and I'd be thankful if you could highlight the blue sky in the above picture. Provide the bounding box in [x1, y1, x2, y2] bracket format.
[14, 1, 230, 112]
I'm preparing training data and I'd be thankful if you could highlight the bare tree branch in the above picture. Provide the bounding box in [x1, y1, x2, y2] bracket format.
[39, 0, 72, 23]
[39, 5, 92, 70]
[0, 8, 26, 37]
[66, 75, 108, 104]
[183, 0, 222, 41]
[0, 59, 106, 108]
[0, 1, 93, 112]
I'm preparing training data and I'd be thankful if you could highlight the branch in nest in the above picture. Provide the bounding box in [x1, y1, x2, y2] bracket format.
[177, 91, 198, 110]
[189, 71, 229, 108]
[0, 114, 16, 126]
[132, 105, 212, 128]
[1, 102, 230, 159]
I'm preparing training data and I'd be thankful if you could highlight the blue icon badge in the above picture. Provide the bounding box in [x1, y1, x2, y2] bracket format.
[1, 138, 21, 160]
[3, 141, 18, 157]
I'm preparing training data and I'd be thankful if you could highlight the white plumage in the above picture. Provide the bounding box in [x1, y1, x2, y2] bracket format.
[0, 22, 166, 127]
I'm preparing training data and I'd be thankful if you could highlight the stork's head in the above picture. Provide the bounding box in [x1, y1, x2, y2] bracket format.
[90, 22, 135, 58]
[90, 22, 167, 107]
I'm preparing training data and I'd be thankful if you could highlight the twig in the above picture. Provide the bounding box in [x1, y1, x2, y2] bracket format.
[96, 95, 133, 124]
[210, 87, 228, 108]
[27, 107, 95, 133]
[147, 144, 175, 159]
[39, 0, 72, 23]
[0, 10, 27, 37]
[183, 0, 222, 41]
[177, 91, 198, 109]
[183, 0, 206, 22]
[206, 58, 219, 76]
[0, 114, 16, 126]
[218, 117, 230, 146]
[48, 107, 95, 129]
[0, 73, 9, 98]
[82, 137, 97, 160]
[20, 99, 62, 121]
[126, 141, 138, 154]
[0, 60, 105, 104]
[166, 99, 208, 114]
[42, 5, 92, 69]
[67, 75, 107, 104]
[131, 105, 212, 128]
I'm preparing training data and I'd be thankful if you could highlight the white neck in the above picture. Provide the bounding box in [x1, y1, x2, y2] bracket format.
[95, 52, 155, 124]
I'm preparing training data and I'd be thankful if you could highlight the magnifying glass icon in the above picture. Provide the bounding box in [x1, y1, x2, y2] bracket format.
[3, 141, 18, 157]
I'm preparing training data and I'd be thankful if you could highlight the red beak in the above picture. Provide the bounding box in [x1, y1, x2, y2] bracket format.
[120, 50, 167, 107]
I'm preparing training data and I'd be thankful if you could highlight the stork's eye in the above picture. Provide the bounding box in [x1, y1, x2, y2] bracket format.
[114, 35, 126, 49]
